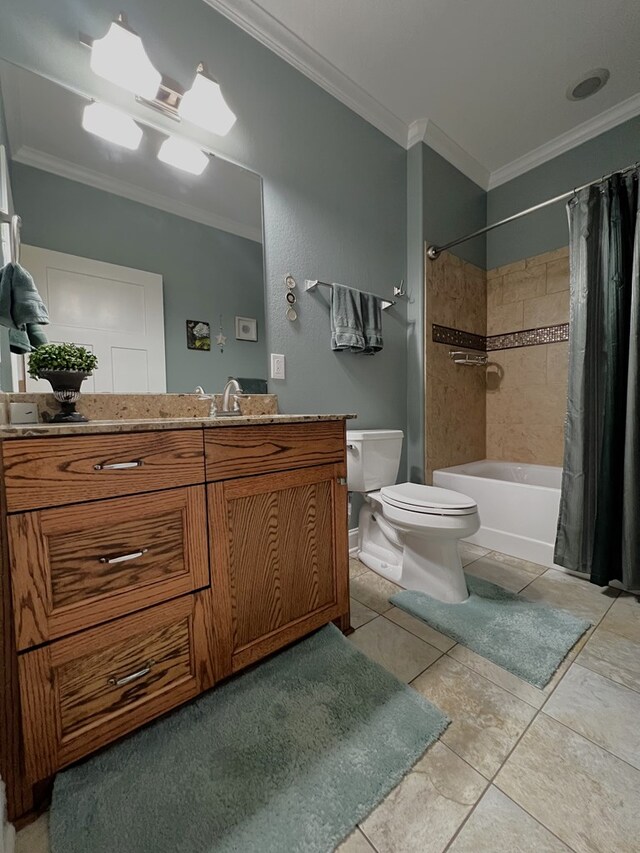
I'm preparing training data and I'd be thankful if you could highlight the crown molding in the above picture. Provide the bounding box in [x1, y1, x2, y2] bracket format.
[488, 92, 640, 189]
[202, 0, 408, 147]
[204, 0, 640, 193]
[423, 120, 490, 189]
[406, 119, 428, 150]
[12, 146, 263, 243]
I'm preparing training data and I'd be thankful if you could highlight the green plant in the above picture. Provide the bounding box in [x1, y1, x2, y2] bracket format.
[28, 343, 98, 379]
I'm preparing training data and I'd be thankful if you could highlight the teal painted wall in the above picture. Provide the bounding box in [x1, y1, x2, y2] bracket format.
[422, 145, 487, 269]
[0, 0, 408, 446]
[487, 116, 640, 268]
[11, 162, 266, 393]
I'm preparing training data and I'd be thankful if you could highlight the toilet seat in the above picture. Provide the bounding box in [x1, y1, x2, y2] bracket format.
[380, 482, 477, 516]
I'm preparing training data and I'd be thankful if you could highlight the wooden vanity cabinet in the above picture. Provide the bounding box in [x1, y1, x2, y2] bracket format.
[0, 418, 350, 823]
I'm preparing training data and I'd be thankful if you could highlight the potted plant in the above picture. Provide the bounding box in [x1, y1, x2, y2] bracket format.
[28, 343, 99, 423]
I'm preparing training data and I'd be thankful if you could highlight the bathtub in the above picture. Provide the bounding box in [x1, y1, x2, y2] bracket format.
[433, 460, 562, 569]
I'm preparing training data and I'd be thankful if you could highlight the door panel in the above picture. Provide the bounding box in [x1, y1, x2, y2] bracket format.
[20, 245, 166, 392]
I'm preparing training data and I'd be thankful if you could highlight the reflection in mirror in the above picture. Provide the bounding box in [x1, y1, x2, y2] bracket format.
[0, 60, 265, 395]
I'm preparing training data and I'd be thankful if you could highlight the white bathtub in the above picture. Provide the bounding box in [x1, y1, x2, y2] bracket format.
[433, 460, 562, 569]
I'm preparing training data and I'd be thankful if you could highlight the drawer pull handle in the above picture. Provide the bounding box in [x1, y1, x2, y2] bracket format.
[99, 548, 149, 565]
[93, 460, 144, 471]
[108, 659, 155, 688]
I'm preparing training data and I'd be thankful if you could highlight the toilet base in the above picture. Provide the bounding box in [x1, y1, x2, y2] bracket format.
[357, 502, 470, 603]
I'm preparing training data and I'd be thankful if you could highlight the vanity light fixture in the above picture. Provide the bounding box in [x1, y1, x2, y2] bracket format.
[81, 102, 143, 150]
[157, 135, 209, 175]
[89, 13, 161, 99]
[178, 64, 236, 136]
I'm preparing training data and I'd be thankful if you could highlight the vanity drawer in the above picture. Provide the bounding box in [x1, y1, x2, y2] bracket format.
[18, 591, 215, 783]
[205, 421, 345, 481]
[9, 486, 209, 650]
[2, 429, 205, 512]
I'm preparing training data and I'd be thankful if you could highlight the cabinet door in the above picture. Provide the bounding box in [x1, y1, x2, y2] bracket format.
[209, 463, 348, 675]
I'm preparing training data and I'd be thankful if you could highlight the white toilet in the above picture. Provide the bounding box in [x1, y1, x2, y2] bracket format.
[347, 429, 480, 602]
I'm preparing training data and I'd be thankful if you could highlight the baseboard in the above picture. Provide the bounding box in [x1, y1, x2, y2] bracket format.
[349, 528, 358, 555]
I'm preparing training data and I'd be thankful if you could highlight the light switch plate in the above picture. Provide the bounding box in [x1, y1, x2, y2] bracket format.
[270, 353, 285, 380]
[9, 402, 38, 424]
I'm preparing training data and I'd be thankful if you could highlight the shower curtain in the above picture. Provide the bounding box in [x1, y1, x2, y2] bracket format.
[555, 168, 640, 590]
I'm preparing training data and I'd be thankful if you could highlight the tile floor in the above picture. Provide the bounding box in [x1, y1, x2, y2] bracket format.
[16, 543, 640, 853]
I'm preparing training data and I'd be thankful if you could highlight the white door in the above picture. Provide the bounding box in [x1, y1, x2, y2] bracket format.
[21, 246, 166, 393]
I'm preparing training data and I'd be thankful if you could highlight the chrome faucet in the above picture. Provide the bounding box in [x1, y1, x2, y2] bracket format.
[220, 377, 243, 416]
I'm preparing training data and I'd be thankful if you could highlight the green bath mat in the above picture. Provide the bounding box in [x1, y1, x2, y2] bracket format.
[50, 624, 448, 853]
[391, 574, 591, 688]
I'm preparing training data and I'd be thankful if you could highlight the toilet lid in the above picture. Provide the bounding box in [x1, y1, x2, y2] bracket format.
[380, 482, 477, 515]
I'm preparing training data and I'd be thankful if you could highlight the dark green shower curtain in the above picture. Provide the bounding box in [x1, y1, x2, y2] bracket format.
[554, 168, 640, 590]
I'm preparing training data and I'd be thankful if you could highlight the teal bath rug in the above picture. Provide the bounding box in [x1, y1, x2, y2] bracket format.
[391, 574, 591, 688]
[50, 624, 449, 853]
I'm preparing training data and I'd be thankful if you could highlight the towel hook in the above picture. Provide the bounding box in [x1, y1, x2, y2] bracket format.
[393, 279, 405, 298]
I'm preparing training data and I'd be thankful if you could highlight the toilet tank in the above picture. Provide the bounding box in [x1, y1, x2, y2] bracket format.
[346, 430, 403, 492]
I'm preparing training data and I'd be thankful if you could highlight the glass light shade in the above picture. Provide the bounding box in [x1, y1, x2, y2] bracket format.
[157, 136, 209, 175]
[178, 72, 236, 136]
[90, 21, 161, 98]
[82, 102, 143, 150]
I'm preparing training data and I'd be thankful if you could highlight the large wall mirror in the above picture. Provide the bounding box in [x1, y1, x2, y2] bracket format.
[0, 59, 266, 395]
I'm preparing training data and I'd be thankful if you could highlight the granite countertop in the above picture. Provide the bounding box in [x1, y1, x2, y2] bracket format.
[0, 413, 357, 439]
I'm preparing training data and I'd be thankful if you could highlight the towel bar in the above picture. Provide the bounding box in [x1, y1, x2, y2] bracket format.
[304, 279, 395, 310]
[0, 212, 21, 265]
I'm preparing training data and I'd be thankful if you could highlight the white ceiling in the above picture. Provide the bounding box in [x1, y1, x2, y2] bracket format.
[0, 62, 263, 242]
[205, 0, 640, 189]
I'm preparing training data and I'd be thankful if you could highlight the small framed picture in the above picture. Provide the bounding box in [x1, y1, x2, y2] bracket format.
[186, 320, 211, 351]
[235, 316, 258, 342]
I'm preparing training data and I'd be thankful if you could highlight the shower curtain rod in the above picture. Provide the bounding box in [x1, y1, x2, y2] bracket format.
[426, 160, 639, 260]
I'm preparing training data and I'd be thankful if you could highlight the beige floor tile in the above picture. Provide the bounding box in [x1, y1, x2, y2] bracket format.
[448, 644, 546, 708]
[599, 594, 640, 642]
[520, 568, 618, 623]
[384, 606, 456, 652]
[412, 657, 536, 778]
[465, 553, 542, 593]
[361, 742, 486, 853]
[544, 664, 640, 770]
[448, 628, 589, 708]
[16, 813, 49, 853]
[495, 714, 640, 853]
[349, 616, 442, 682]
[483, 550, 547, 578]
[335, 828, 376, 852]
[349, 597, 378, 629]
[459, 542, 490, 566]
[349, 570, 401, 614]
[448, 785, 571, 852]
[349, 557, 368, 580]
[578, 625, 640, 693]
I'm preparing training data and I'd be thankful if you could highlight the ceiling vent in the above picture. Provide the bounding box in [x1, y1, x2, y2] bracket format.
[566, 68, 610, 101]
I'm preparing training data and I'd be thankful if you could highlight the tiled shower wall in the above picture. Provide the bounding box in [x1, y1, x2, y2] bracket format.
[486, 248, 569, 465]
[424, 250, 486, 483]
[425, 246, 570, 480]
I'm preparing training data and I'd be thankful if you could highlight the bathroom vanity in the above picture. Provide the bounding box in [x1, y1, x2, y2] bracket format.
[0, 414, 352, 822]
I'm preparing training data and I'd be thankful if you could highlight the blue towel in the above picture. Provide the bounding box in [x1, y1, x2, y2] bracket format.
[0, 262, 49, 353]
[330, 284, 365, 352]
[360, 292, 383, 354]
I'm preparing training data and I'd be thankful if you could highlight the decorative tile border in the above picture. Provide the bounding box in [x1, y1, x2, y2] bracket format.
[486, 323, 569, 351]
[432, 323, 569, 352]
[431, 324, 485, 351]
